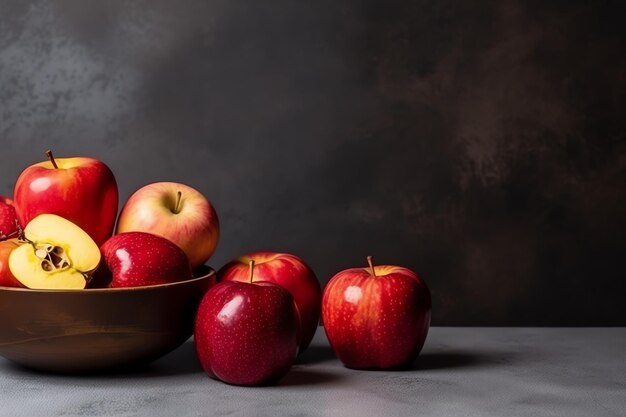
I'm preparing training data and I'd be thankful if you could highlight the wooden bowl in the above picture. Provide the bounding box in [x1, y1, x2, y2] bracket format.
[0, 267, 215, 373]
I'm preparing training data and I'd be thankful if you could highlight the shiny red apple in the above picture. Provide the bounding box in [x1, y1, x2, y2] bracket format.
[100, 232, 193, 288]
[13, 151, 118, 246]
[0, 197, 19, 241]
[322, 256, 431, 369]
[195, 261, 299, 386]
[0, 239, 23, 287]
[218, 252, 321, 353]
[116, 182, 219, 270]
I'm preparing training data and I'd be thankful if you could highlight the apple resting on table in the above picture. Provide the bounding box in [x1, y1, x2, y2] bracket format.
[116, 182, 219, 270]
[100, 231, 194, 288]
[218, 251, 321, 353]
[13, 151, 118, 246]
[195, 261, 299, 386]
[322, 256, 431, 370]
[0, 239, 23, 287]
[8, 214, 101, 289]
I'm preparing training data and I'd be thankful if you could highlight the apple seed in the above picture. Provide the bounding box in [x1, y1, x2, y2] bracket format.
[35, 244, 70, 271]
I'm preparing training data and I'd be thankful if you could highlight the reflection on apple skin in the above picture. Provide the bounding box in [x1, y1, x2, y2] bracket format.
[343, 285, 363, 305]
[217, 294, 245, 326]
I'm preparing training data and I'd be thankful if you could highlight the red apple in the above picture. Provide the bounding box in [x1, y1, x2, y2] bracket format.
[195, 261, 299, 386]
[0, 239, 23, 287]
[218, 252, 321, 353]
[322, 256, 431, 369]
[101, 232, 193, 288]
[13, 151, 118, 246]
[0, 197, 19, 241]
[116, 182, 219, 270]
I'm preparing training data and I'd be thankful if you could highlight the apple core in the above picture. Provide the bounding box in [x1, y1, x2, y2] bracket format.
[34, 244, 70, 272]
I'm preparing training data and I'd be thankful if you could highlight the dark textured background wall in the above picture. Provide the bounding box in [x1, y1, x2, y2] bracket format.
[1, 1, 625, 325]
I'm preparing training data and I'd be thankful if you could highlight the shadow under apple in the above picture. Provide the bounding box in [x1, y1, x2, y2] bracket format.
[278, 367, 344, 387]
[412, 351, 494, 371]
[296, 345, 337, 365]
[137, 340, 203, 377]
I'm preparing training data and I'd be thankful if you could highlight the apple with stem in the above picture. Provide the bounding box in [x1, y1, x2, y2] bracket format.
[195, 260, 299, 386]
[218, 252, 321, 353]
[101, 231, 194, 288]
[13, 150, 118, 246]
[0, 197, 19, 241]
[116, 182, 219, 270]
[322, 256, 431, 369]
[9, 214, 101, 289]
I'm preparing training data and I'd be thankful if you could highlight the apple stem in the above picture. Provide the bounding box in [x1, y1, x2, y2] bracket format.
[367, 255, 376, 277]
[82, 272, 92, 286]
[45, 149, 59, 169]
[248, 259, 255, 283]
[173, 191, 182, 214]
[15, 220, 27, 242]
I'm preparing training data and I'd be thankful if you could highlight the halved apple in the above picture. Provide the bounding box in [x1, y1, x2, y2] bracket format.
[9, 214, 101, 289]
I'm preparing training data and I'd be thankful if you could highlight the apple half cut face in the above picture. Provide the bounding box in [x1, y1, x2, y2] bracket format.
[9, 214, 101, 289]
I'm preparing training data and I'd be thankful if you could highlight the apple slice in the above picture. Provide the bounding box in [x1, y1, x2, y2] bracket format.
[9, 214, 101, 289]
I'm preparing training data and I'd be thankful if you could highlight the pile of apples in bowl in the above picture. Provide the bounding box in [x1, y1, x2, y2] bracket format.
[1, 151, 433, 385]
[0, 151, 218, 373]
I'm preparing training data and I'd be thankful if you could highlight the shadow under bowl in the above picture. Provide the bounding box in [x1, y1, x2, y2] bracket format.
[0, 267, 215, 373]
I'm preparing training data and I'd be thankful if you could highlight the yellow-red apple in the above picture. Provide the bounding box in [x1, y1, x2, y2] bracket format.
[13, 151, 118, 246]
[0, 239, 23, 287]
[218, 252, 321, 353]
[116, 182, 219, 270]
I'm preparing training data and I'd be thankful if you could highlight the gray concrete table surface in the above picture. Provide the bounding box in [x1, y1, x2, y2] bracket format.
[1, 328, 625, 417]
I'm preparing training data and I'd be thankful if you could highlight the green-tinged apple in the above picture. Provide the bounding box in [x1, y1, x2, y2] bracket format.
[196, 261, 299, 386]
[218, 252, 321, 353]
[0, 239, 23, 287]
[101, 232, 194, 288]
[9, 214, 101, 289]
[0, 196, 19, 241]
[322, 256, 431, 369]
[116, 182, 219, 270]
[13, 151, 118, 246]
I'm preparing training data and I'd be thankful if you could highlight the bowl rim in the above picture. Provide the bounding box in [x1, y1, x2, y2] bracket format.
[0, 268, 215, 293]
